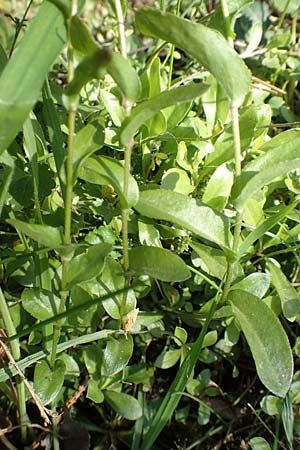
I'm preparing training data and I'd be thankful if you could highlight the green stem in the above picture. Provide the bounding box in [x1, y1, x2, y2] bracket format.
[277, 0, 291, 29]
[114, 0, 132, 317]
[50, 0, 78, 367]
[8, 0, 34, 57]
[114, 0, 127, 59]
[167, 0, 182, 90]
[0, 288, 27, 441]
[221, 103, 242, 303]
[220, 0, 233, 46]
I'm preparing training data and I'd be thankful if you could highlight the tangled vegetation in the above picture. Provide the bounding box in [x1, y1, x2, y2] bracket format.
[0, 0, 300, 449]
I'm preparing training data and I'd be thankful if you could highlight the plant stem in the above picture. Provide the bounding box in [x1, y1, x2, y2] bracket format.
[8, 0, 34, 57]
[220, 0, 233, 46]
[114, 0, 133, 316]
[221, 103, 242, 302]
[114, 0, 127, 59]
[167, 0, 181, 90]
[0, 288, 27, 441]
[50, 0, 78, 367]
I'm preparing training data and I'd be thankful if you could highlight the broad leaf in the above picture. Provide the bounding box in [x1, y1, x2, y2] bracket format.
[107, 53, 141, 103]
[73, 121, 104, 182]
[135, 189, 231, 249]
[129, 246, 191, 282]
[22, 288, 60, 320]
[191, 241, 242, 280]
[66, 243, 111, 288]
[229, 290, 293, 397]
[102, 334, 133, 376]
[65, 49, 111, 97]
[266, 259, 300, 322]
[104, 391, 143, 420]
[0, 1, 66, 154]
[99, 257, 136, 320]
[231, 272, 270, 299]
[232, 130, 300, 210]
[202, 163, 234, 211]
[203, 107, 257, 176]
[120, 83, 209, 146]
[7, 219, 63, 248]
[34, 359, 65, 405]
[78, 155, 139, 208]
[135, 8, 251, 105]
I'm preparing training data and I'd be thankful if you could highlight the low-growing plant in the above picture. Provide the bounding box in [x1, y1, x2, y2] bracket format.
[0, 0, 300, 449]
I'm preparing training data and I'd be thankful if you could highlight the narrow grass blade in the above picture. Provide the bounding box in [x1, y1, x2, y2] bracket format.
[0, 329, 118, 383]
[140, 299, 217, 450]
[0, 1, 66, 154]
[237, 201, 298, 258]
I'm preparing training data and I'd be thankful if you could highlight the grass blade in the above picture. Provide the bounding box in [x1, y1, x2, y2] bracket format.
[140, 299, 217, 450]
[0, 1, 66, 154]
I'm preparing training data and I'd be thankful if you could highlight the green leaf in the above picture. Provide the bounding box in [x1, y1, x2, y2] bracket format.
[100, 257, 136, 320]
[0, 1, 66, 154]
[233, 130, 300, 210]
[231, 272, 270, 299]
[135, 8, 251, 105]
[0, 151, 14, 217]
[129, 246, 191, 282]
[70, 16, 98, 57]
[66, 243, 112, 288]
[120, 83, 209, 146]
[21, 288, 60, 320]
[249, 437, 271, 450]
[135, 189, 231, 249]
[260, 395, 282, 416]
[202, 164, 234, 211]
[237, 201, 299, 258]
[104, 391, 143, 420]
[65, 48, 111, 97]
[229, 290, 293, 397]
[107, 52, 141, 103]
[87, 379, 104, 403]
[282, 393, 294, 450]
[7, 219, 63, 248]
[155, 349, 181, 369]
[161, 168, 194, 195]
[78, 155, 139, 208]
[191, 241, 243, 281]
[34, 359, 65, 405]
[203, 107, 257, 176]
[73, 121, 104, 182]
[102, 334, 133, 376]
[266, 259, 300, 322]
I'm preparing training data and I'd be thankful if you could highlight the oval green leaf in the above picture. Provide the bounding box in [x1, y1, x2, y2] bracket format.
[107, 52, 141, 103]
[102, 334, 133, 376]
[7, 219, 63, 248]
[78, 155, 139, 208]
[233, 130, 300, 210]
[34, 359, 65, 405]
[229, 290, 293, 397]
[120, 83, 209, 146]
[104, 391, 143, 420]
[22, 288, 60, 320]
[73, 121, 104, 182]
[66, 243, 112, 288]
[266, 259, 300, 322]
[135, 189, 231, 249]
[129, 246, 190, 282]
[135, 7, 251, 105]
